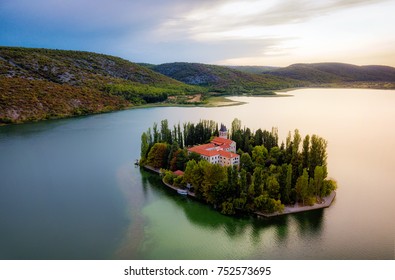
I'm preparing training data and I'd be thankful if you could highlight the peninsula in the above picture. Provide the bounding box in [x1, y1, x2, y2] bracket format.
[140, 119, 337, 216]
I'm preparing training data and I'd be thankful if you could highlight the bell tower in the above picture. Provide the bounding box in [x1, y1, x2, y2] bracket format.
[219, 123, 228, 139]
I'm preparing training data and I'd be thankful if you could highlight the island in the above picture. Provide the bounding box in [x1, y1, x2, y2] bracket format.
[140, 118, 337, 217]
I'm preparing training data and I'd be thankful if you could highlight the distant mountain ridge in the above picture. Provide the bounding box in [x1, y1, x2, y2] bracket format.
[226, 65, 280, 74]
[260, 63, 395, 84]
[152, 62, 307, 93]
[151, 62, 395, 91]
[1, 47, 395, 125]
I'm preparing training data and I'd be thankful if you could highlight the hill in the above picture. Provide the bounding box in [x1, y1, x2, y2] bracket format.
[0, 47, 202, 124]
[2, 47, 395, 125]
[261, 63, 395, 87]
[226, 65, 280, 74]
[152, 62, 307, 94]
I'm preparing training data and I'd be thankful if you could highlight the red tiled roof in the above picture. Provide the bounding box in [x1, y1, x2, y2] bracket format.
[211, 137, 233, 146]
[187, 137, 238, 161]
[173, 170, 184, 176]
[189, 146, 239, 159]
[218, 150, 239, 159]
[195, 143, 216, 150]
[188, 145, 219, 157]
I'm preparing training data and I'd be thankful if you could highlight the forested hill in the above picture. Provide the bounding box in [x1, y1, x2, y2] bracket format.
[152, 62, 307, 94]
[260, 63, 395, 87]
[2, 47, 395, 125]
[0, 47, 201, 124]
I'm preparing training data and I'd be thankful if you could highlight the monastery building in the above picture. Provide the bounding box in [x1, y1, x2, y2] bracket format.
[187, 124, 240, 167]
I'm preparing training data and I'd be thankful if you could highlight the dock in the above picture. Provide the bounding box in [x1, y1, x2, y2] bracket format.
[142, 165, 196, 198]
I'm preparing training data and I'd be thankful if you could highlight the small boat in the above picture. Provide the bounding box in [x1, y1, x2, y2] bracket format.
[134, 159, 139, 166]
[177, 189, 188, 195]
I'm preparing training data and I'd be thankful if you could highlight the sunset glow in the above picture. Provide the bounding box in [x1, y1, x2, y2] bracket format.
[1, 0, 394, 66]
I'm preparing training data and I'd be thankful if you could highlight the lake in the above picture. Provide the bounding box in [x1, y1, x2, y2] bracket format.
[0, 88, 394, 260]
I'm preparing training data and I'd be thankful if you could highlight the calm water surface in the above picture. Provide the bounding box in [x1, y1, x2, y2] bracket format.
[0, 88, 394, 259]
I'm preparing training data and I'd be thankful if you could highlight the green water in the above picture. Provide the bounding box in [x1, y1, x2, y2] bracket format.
[0, 89, 394, 259]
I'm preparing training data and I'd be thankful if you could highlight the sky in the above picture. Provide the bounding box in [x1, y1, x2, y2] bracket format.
[1, 0, 395, 67]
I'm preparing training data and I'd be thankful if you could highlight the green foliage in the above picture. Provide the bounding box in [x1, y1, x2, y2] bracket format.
[104, 83, 168, 104]
[183, 120, 218, 146]
[322, 179, 338, 197]
[240, 153, 253, 172]
[201, 163, 227, 204]
[313, 166, 325, 198]
[252, 145, 268, 166]
[295, 169, 310, 205]
[0, 47, 204, 124]
[261, 62, 395, 86]
[221, 201, 235, 215]
[152, 62, 309, 94]
[163, 170, 176, 185]
[266, 176, 280, 199]
[142, 119, 335, 216]
[146, 143, 169, 169]
[309, 135, 328, 178]
[140, 132, 150, 162]
[0, 77, 129, 124]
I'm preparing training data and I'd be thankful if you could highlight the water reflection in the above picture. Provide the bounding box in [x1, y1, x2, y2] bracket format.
[140, 168, 326, 254]
[292, 210, 324, 237]
[2, 88, 393, 259]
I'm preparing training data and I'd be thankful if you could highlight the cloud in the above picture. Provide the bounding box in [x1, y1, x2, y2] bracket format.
[154, 0, 390, 41]
[1, 0, 394, 66]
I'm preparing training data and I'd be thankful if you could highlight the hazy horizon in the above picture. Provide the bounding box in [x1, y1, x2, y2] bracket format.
[1, 0, 395, 67]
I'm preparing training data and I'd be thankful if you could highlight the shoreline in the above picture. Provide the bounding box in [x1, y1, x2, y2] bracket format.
[142, 165, 197, 198]
[142, 164, 336, 218]
[255, 191, 336, 218]
[4, 85, 394, 126]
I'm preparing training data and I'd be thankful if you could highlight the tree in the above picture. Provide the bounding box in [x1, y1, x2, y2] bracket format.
[254, 193, 269, 211]
[153, 122, 160, 143]
[140, 132, 150, 162]
[252, 166, 264, 196]
[201, 162, 226, 204]
[266, 175, 280, 199]
[221, 201, 235, 215]
[175, 149, 188, 170]
[167, 141, 179, 169]
[146, 143, 169, 169]
[160, 119, 172, 144]
[254, 128, 263, 146]
[283, 164, 292, 204]
[240, 152, 253, 171]
[227, 165, 238, 195]
[295, 168, 309, 205]
[252, 145, 268, 166]
[231, 118, 242, 139]
[184, 160, 204, 197]
[322, 179, 337, 197]
[239, 168, 248, 195]
[243, 128, 252, 153]
[309, 135, 328, 178]
[188, 151, 201, 162]
[292, 129, 301, 155]
[313, 165, 324, 198]
[267, 198, 284, 213]
[269, 146, 282, 165]
[177, 123, 183, 149]
[302, 134, 310, 169]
